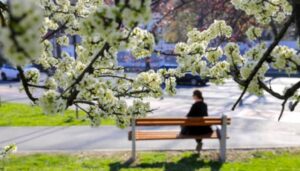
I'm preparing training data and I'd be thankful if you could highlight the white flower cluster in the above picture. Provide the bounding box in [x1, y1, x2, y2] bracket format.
[234, 43, 268, 95]
[271, 45, 300, 74]
[225, 43, 269, 92]
[44, 17, 59, 30]
[80, 0, 152, 47]
[158, 68, 180, 77]
[175, 17, 279, 96]
[186, 20, 232, 44]
[174, 20, 232, 84]
[174, 42, 191, 56]
[57, 35, 69, 46]
[38, 90, 66, 115]
[86, 106, 103, 127]
[231, 0, 292, 24]
[53, 54, 77, 89]
[133, 71, 163, 98]
[40, 0, 90, 34]
[240, 61, 269, 80]
[120, 0, 152, 28]
[0, 0, 43, 66]
[240, 61, 268, 96]
[25, 69, 40, 85]
[0, 144, 17, 159]
[207, 48, 223, 63]
[35, 40, 58, 69]
[209, 61, 230, 85]
[244, 43, 267, 61]
[224, 42, 244, 66]
[128, 99, 150, 118]
[247, 78, 263, 96]
[191, 61, 208, 78]
[129, 28, 155, 58]
[77, 75, 111, 101]
[165, 77, 177, 96]
[45, 77, 58, 90]
[246, 26, 263, 41]
[85, 95, 151, 128]
[158, 68, 181, 96]
[238, 43, 269, 96]
[75, 0, 103, 17]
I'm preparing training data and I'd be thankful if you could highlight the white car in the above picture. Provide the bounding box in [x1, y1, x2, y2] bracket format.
[0, 64, 38, 81]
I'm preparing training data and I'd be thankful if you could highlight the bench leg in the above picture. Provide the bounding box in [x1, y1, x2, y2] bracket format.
[131, 118, 136, 162]
[219, 115, 227, 162]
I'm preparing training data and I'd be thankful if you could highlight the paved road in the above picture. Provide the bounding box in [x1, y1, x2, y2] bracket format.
[1, 118, 300, 152]
[1, 77, 300, 151]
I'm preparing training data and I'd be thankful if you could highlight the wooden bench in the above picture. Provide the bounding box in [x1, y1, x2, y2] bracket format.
[128, 115, 231, 162]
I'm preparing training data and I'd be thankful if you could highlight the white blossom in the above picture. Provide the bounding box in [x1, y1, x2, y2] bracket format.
[45, 77, 58, 90]
[38, 90, 66, 115]
[246, 26, 263, 41]
[165, 77, 177, 96]
[1, 144, 17, 159]
[25, 69, 40, 85]
[231, 0, 292, 24]
[129, 28, 155, 58]
[57, 35, 69, 46]
[207, 48, 223, 63]
[0, 0, 43, 66]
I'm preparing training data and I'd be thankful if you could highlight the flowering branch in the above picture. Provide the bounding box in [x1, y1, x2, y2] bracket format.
[16, 66, 38, 102]
[1, 0, 299, 126]
[0, 3, 6, 26]
[63, 42, 110, 95]
[41, 21, 67, 42]
[231, 12, 295, 110]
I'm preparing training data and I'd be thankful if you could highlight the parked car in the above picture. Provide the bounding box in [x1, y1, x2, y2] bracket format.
[177, 72, 208, 86]
[0, 64, 38, 81]
[159, 64, 209, 86]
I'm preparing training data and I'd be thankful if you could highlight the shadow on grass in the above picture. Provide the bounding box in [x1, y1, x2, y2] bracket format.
[109, 153, 222, 171]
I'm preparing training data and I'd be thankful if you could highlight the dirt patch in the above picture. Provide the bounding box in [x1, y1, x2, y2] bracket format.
[14, 147, 300, 162]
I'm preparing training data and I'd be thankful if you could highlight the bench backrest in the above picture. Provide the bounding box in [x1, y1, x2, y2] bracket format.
[134, 117, 231, 126]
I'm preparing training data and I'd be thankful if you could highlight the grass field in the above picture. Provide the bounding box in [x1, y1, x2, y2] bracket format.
[0, 103, 115, 126]
[1, 149, 300, 171]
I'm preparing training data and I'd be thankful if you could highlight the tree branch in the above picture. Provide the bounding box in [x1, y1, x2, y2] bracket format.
[0, 9, 6, 26]
[115, 89, 152, 98]
[289, 99, 300, 111]
[41, 22, 67, 42]
[63, 43, 110, 94]
[27, 83, 49, 89]
[98, 75, 134, 82]
[16, 66, 38, 103]
[278, 99, 288, 121]
[258, 78, 285, 99]
[0, 2, 7, 11]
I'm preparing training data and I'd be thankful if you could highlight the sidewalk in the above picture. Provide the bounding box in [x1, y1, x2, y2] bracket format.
[1, 117, 300, 152]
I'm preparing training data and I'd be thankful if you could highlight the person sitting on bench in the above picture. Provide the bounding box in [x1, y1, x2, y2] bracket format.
[180, 89, 213, 152]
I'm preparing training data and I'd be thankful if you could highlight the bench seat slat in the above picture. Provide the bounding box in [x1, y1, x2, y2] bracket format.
[135, 117, 231, 126]
[128, 131, 223, 141]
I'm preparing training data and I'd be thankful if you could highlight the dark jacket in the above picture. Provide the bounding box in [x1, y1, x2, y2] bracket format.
[180, 101, 213, 135]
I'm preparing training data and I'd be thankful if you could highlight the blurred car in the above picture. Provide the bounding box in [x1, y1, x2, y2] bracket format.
[159, 64, 209, 86]
[0, 64, 38, 81]
[177, 72, 208, 86]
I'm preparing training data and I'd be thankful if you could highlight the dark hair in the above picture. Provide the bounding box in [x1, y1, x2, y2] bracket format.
[193, 90, 204, 101]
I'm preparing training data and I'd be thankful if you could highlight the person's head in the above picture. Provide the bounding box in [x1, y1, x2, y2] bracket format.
[193, 90, 204, 102]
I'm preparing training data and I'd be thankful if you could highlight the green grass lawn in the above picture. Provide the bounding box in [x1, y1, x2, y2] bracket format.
[0, 103, 115, 126]
[1, 149, 300, 171]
